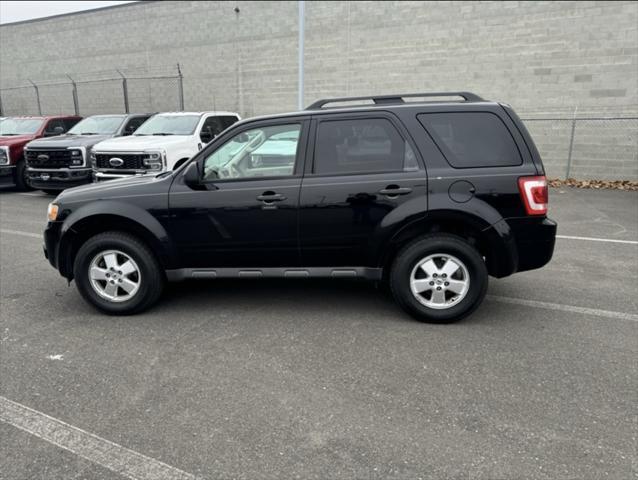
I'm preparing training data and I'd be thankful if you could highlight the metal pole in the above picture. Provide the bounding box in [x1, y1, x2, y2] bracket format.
[298, 0, 305, 110]
[0, 90, 4, 116]
[116, 69, 129, 113]
[565, 107, 578, 180]
[177, 63, 184, 111]
[28, 80, 42, 115]
[66, 75, 79, 115]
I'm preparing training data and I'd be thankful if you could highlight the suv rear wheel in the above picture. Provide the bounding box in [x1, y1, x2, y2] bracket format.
[73, 232, 164, 315]
[390, 234, 488, 323]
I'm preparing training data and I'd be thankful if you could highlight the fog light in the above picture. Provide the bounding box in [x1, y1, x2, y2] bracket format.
[71, 158, 83, 166]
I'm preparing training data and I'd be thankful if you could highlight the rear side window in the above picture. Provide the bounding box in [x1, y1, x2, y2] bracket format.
[314, 118, 418, 175]
[417, 112, 521, 168]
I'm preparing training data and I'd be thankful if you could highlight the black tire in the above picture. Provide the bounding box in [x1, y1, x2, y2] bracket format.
[42, 189, 60, 196]
[390, 234, 488, 323]
[14, 159, 34, 191]
[73, 231, 164, 315]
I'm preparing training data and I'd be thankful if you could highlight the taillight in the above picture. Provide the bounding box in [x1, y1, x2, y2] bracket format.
[518, 176, 548, 216]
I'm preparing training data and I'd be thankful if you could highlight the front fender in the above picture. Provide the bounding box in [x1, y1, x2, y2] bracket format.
[57, 200, 176, 276]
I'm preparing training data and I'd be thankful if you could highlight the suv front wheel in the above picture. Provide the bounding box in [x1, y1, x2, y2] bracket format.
[73, 232, 164, 315]
[390, 234, 488, 323]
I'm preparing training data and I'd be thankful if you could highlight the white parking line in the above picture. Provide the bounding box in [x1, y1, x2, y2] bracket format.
[0, 396, 199, 480]
[487, 295, 638, 322]
[0, 228, 41, 239]
[557, 234, 638, 245]
[17, 192, 47, 197]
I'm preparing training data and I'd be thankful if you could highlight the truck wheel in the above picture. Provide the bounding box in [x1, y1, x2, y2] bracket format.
[14, 159, 34, 191]
[73, 231, 164, 315]
[390, 234, 488, 323]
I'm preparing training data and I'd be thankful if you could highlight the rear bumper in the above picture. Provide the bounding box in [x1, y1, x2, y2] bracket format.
[483, 216, 556, 278]
[509, 217, 557, 273]
[28, 168, 92, 190]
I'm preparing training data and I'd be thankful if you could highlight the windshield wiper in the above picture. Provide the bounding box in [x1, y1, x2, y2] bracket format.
[151, 133, 175, 136]
[1, 133, 19, 136]
[80, 132, 99, 135]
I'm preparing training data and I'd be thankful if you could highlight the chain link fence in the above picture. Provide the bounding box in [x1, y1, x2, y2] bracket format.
[0, 64, 184, 117]
[521, 117, 638, 181]
[1, 70, 636, 180]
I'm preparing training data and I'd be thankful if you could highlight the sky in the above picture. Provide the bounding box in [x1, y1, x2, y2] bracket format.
[0, 1, 137, 24]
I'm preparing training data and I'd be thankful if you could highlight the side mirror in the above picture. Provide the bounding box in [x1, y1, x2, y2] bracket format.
[183, 162, 200, 187]
[54, 126, 65, 134]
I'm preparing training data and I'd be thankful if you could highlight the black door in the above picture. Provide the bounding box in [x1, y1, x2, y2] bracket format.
[168, 119, 308, 268]
[299, 114, 427, 267]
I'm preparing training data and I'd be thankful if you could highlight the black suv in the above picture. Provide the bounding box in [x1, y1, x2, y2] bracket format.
[43, 92, 556, 322]
[26, 114, 152, 193]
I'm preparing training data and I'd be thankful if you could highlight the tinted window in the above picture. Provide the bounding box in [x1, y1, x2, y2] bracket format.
[44, 119, 66, 134]
[203, 124, 301, 181]
[418, 112, 521, 168]
[64, 118, 81, 130]
[220, 115, 239, 129]
[314, 118, 418, 175]
[122, 116, 149, 135]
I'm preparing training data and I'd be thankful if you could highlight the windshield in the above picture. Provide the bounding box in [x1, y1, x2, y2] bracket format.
[0, 118, 44, 136]
[134, 115, 200, 136]
[68, 115, 125, 135]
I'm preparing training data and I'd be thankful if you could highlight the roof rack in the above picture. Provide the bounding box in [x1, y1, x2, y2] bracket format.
[306, 92, 484, 110]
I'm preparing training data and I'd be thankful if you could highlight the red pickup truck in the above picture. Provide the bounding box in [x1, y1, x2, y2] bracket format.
[0, 115, 81, 190]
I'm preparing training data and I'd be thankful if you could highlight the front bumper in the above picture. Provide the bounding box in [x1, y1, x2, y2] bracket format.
[0, 165, 16, 186]
[28, 168, 92, 190]
[43, 221, 63, 272]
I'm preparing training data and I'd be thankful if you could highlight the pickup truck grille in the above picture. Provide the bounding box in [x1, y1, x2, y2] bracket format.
[25, 149, 73, 168]
[95, 153, 145, 170]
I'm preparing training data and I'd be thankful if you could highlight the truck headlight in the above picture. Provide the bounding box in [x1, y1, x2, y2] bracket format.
[0, 147, 9, 165]
[68, 147, 85, 167]
[143, 151, 164, 171]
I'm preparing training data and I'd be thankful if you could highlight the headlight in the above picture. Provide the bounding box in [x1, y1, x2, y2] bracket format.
[143, 150, 164, 171]
[0, 147, 9, 165]
[68, 147, 85, 167]
[47, 203, 59, 222]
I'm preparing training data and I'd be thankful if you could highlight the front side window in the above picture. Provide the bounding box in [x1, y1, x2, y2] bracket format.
[134, 115, 200, 136]
[122, 116, 149, 135]
[0, 118, 44, 135]
[44, 119, 67, 135]
[417, 112, 522, 168]
[68, 115, 126, 135]
[313, 118, 418, 175]
[203, 124, 301, 181]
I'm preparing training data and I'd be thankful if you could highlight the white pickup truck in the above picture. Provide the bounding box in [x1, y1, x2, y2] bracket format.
[91, 111, 240, 181]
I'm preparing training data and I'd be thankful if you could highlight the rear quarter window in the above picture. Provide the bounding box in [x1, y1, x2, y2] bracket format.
[417, 112, 522, 168]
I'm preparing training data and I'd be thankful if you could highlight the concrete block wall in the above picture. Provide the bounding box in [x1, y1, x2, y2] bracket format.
[1, 0, 636, 179]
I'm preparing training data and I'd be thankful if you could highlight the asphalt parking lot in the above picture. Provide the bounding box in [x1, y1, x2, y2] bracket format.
[1, 186, 636, 480]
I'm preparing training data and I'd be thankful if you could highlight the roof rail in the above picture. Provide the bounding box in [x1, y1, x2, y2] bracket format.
[306, 92, 484, 110]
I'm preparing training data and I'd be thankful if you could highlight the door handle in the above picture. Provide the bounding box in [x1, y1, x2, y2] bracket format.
[257, 192, 286, 202]
[379, 186, 412, 196]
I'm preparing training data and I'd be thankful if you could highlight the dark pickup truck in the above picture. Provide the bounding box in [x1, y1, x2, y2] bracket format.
[25, 114, 151, 193]
[0, 115, 81, 190]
